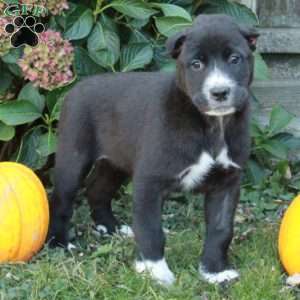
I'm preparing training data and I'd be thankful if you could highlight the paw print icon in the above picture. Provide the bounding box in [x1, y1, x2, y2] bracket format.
[5, 16, 45, 48]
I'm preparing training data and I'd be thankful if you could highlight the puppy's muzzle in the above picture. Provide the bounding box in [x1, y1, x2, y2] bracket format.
[209, 86, 231, 102]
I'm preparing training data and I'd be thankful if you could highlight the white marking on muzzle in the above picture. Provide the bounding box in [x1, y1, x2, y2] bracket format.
[202, 64, 236, 116]
[203, 65, 236, 100]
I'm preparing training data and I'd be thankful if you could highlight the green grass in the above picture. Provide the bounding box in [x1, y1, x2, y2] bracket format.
[0, 193, 299, 300]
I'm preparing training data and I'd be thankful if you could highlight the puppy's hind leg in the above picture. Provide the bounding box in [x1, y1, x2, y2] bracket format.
[48, 103, 94, 247]
[86, 158, 128, 235]
[48, 148, 93, 248]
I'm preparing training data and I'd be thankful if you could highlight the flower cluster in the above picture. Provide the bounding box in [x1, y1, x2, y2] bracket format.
[21, 0, 69, 16]
[19, 30, 74, 90]
[0, 17, 12, 56]
[0, 2, 5, 13]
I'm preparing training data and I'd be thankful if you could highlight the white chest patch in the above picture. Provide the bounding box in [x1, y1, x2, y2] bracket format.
[216, 147, 240, 169]
[179, 152, 215, 190]
[179, 147, 240, 191]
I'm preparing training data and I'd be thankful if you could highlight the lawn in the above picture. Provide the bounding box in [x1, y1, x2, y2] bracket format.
[0, 191, 299, 300]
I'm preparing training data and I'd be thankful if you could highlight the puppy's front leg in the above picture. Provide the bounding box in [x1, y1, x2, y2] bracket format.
[132, 177, 175, 286]
[200, 175, 240, 284]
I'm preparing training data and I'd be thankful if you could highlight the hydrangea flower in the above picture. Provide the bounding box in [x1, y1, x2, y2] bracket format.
[18, 30, 74, 90]
[0, 17, 12, 56]
[20, 0, 69, 16]
[0, 2, 5, 13]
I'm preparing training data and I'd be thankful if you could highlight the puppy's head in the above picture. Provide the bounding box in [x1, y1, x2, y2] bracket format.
[166, 14, 259, 116]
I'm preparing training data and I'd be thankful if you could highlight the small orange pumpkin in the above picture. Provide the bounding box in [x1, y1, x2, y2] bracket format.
[278, 195, 300, 275]
[0, 162, 49, 262]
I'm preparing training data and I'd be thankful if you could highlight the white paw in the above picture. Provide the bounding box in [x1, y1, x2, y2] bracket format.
[163, 227, 170, 234]
[96, 225, 109, 235]
[67, 243, 76, 251]
[118, 225, 134, 238]
[135, 258, 175, 287]
[199, 264, 239, 284]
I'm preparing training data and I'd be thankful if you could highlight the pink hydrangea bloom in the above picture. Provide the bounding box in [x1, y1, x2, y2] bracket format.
[20, 0, 69, 16]
[0, 17, 12, 56]
[18, 30, 74, 90]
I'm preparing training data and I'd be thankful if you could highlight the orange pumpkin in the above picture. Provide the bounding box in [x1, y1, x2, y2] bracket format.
[278, 195, 300, 275]
[0, 162, 49, 262]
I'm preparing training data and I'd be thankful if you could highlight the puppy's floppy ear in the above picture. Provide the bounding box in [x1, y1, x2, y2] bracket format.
[166, 30, 188, 59]
[239, 25, 259, 51]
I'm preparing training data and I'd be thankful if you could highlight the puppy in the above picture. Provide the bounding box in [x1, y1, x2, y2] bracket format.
[48, 14, 259, 286]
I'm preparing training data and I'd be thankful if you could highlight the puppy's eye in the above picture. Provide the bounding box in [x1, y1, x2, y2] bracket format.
[228, 54, 241, 65]
[191, 59, 204, 71]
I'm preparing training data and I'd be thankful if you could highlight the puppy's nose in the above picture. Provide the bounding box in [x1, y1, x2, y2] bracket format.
[210, 87, 230, 102]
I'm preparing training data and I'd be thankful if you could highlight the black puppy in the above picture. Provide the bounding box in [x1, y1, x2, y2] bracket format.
[49, 14, 259, 286]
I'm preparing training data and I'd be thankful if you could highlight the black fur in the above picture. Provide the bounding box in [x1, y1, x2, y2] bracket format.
[48, 14, 258, 277]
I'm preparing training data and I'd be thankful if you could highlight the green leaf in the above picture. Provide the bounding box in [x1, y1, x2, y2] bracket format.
[0, 101, 41, 126]
[261, 139, 288, 160]
[254, 53, 269, 81]
[74, 47, 104, 77]
[50, 97, 64, 122]
[1, 48, 23, 64]
[87, 22, 106, 52]
[263, 202, 279, 211]
[0, 71, 13, 94]
[155, 16, 192, 37]
[37, 130, 57, 157]
[160, 61, 176, 72]
[201, 0, 258, 25]
[18, 83, 45, 113]
[130, 18, 149, 29]
[279, 135, 300, 150]
[46, 84, 75, 121]
[250, 119, 264, 138]
[7, 64, 23, 77]
[152, 3, 192, 21]
[64, 6, 94, 40]
[88, 22, 120, 68]
[0, 121, 15, 142]
[110, 0, 157, 20]
[275, 160, 290, 177]
[268, 105, 294, 135]
[16, 128, 47, 170]
[153, 44, 176, 72]
[246, 159, 266, 185]
[128, 29, 150, 44]
[90, 244, 114, 258]
[120, 43, 153, 72]
[99, 13, 118, 33]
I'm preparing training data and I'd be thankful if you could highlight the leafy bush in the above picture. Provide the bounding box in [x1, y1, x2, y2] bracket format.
[240, 105, 300, 218]
[0, 0, 299, 205]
